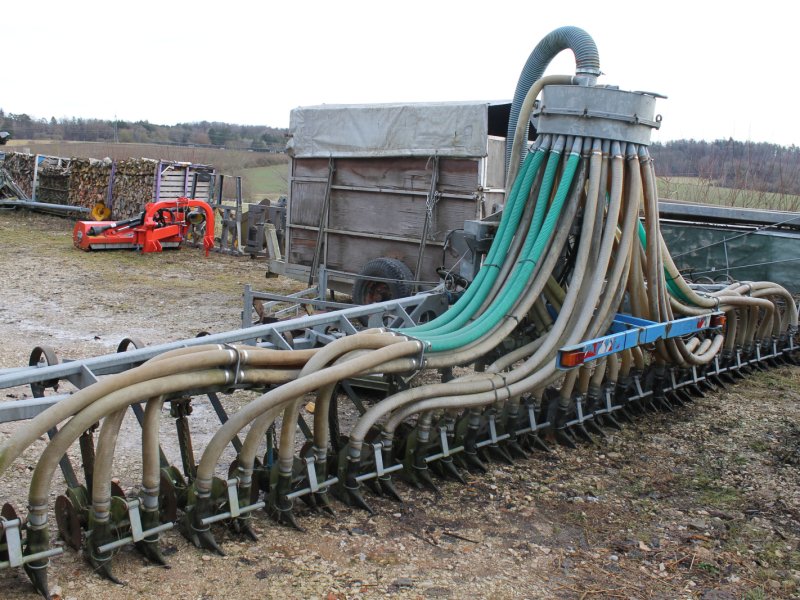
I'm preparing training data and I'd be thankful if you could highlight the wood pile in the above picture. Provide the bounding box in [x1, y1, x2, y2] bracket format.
[2, 153, 35, 197]
[1, 153, 207, 219]
[110, 158, 157, 219]
[66, 158, 113, 210]
[37, 159, 72, 205]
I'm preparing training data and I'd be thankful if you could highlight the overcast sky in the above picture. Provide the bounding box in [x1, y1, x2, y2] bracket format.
[3, 0, 798, 146]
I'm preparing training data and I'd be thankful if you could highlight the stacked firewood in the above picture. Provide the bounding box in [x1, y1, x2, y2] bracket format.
[109, 158, 157, 219]
[37, 159, 72, 205]
[67, 158, 113, 210]
[2, 153, 35, 197]
[1, 153, 184, 219]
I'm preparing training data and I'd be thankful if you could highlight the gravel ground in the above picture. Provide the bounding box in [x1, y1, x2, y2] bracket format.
[1, 211, 799, 600]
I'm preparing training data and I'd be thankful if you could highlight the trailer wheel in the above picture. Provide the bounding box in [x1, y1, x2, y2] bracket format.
[352, 258, 414, 305]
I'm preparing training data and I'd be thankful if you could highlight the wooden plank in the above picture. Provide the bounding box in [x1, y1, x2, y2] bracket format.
[158, 169, 212, 201]
[326, 188, 475, 242]
[292, 158, 330, 179]
[289, 181, 327, 226]
[161, 182, 209, 194]
[286, 227, 318, 266]
[329, 157, 480, 195]
[486, 136, 507, 190]
[438, 158, 481, 193]
[327, 189, 426, 237]
[158, 185, 207, 192]
[483, 191, 505, 218]
[265, 223, 282, 260]
[332, 157, 432, 192]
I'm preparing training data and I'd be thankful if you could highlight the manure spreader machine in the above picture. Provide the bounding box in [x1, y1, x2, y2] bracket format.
[0, 26, 797, 598]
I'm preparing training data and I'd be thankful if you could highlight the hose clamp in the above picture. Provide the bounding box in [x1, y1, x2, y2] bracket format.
[415, 340, 430, 371]
[222, 343, 243, 385]
[397, 334, 429, 374]
[489, 378, 499, 403]
[499, 374, 509, 399]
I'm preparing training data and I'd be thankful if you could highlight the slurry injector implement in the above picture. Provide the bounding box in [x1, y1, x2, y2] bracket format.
[1, 26, 798, 598]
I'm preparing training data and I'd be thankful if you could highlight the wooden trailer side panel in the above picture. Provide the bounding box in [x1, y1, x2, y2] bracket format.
[326, 188, 477, 242]
[485, 136, 507, 190]
[286, 155, 484, 290]
[286, 226, 318, 267]
[290, 180, 327, 227]
[329, 157, 480, 196]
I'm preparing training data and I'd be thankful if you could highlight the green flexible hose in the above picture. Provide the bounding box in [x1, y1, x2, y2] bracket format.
[636, 220, 693, 305]
[420, 143, 562, 338]
[418, 148, 581, 351]
[404, 143, 548, 334]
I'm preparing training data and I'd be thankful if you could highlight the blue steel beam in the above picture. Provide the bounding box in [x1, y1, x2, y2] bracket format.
[557, 312, 725, 369]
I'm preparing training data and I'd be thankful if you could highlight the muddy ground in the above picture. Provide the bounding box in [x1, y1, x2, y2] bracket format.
[1, 211, 799, 600]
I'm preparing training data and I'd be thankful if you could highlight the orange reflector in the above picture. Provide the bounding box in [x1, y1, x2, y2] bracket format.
[710, 314, 727, 328]
[561, 350, 586, 368]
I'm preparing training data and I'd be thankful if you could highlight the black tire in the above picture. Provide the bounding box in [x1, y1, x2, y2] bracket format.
[352, 257, 414, 305]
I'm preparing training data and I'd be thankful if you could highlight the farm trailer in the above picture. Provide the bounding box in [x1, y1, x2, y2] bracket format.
[270, 101, 515, 302]
[269, 104, 800, 307]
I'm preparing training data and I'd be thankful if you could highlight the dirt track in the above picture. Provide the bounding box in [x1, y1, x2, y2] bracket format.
[1, 211, 800, 600]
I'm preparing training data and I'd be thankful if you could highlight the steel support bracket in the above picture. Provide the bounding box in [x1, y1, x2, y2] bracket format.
[200, 479, 265, 526]
[0, 517, 62, 569]
[96, 499, 174, 553]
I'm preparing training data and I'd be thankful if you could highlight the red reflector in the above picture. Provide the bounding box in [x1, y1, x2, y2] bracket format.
[561, 350, 586, 368]
[710, 314, 727, 328]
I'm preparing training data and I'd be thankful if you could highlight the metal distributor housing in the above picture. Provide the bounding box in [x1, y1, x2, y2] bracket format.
[534, 85, 663, 146]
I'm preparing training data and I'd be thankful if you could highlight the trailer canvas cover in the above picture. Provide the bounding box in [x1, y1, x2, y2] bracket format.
[287, 102, 490, 158]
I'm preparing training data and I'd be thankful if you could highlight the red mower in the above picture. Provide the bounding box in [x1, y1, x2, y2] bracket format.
[73, 197, 215, 255]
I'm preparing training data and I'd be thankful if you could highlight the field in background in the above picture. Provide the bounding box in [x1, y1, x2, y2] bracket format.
[242, 163, 288, 200]
[657, 176, 800, 212]
[6, 141, 798, 211]
[2, 140, 288, 200]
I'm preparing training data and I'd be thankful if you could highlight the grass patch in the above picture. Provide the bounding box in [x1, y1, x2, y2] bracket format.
[696, 562, 721, 575]
[241, 164, 288, 199]
[690, 470, 741, 507]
